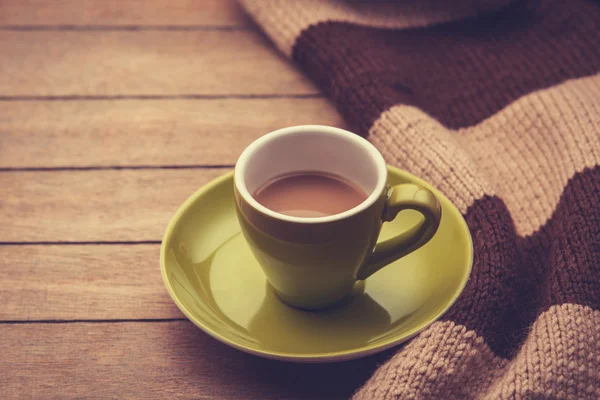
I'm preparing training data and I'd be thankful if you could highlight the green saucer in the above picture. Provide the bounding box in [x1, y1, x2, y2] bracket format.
[160, 166, 473, 362]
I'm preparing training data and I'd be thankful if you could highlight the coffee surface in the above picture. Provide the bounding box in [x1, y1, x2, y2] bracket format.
[253, 172, 368, 218]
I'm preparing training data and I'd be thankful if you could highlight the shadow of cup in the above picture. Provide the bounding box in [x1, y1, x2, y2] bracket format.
[247, 281, 393, 355]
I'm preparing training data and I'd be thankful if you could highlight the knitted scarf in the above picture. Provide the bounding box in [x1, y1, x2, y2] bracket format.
[238, 0, 600, 398]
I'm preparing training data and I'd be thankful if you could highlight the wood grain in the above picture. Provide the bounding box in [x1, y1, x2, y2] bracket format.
[0, 0, 248, 27]
[0, 99, 344, 168]
[0, 321, 391, 399]
[0, 1, 384, 399]
[0, 31, 318, 97]
[0, 169, 226, 242]
[0, 245, 183, 320]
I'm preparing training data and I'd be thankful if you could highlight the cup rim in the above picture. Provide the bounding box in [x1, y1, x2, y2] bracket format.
[234, 125, 388, 224]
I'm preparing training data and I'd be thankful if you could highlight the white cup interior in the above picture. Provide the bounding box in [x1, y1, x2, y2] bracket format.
[235, 125, 388, 222]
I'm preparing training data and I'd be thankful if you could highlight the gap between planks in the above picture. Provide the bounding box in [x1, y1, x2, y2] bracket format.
[0, 241, 162, 245]
[0, 318, 187, 324]
[0, 165, 235, 172]
[0, 94, 323, 101]
[0, 0, 250, 27]
[0, 25, 253, 31]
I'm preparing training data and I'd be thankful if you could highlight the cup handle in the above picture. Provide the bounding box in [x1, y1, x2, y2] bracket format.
[356, 184, 442, 280]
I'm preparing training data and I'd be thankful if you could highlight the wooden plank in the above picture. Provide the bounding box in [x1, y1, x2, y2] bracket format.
[0, 169, 226, 242]
[0, 245, 183, 320]
[0, 0, 248, 27]
[0, 99, 345, 168]
[0, 322, 390, 399]
[0, 31, 318, 96]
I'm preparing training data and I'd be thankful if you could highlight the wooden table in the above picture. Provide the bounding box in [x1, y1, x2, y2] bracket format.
[0, 1, 393, 398]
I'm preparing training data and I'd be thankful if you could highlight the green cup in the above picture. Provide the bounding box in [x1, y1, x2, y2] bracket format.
[234, 125, 442, 310]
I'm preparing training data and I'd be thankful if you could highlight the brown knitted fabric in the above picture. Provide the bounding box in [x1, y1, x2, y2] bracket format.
[238, 0, 600, 398]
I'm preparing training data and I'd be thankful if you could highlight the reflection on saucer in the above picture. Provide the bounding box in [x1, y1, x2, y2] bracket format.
[189, 234, 418, 354]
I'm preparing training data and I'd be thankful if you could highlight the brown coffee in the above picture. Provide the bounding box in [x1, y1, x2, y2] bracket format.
[253, 172, 368, 218]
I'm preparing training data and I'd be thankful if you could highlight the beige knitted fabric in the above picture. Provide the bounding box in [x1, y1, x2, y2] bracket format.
[238, 0, 600, 398]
